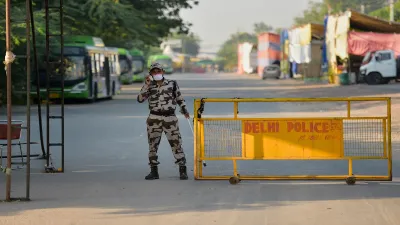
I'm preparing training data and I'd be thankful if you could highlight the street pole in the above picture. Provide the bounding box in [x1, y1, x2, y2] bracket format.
[361, 4, 365, 14]
[26, 0, 32, 200]
[181, 38, 185, 73]
[390, 0, 394, 22]
[5, 0, 13, 202]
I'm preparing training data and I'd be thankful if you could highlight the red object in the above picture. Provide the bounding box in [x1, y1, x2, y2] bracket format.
[0, 124, 22, 140]
[190, 66, 206, 73]
[348, 31, 400, 56]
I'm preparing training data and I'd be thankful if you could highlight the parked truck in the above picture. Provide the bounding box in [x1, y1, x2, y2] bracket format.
[359, 50, 400, 85]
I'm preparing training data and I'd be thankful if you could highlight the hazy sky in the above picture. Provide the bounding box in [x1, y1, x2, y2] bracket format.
[180, 0, 311, 52]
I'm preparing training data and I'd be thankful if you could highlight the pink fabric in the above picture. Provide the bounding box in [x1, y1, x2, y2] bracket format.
[348, 31, 400, 56]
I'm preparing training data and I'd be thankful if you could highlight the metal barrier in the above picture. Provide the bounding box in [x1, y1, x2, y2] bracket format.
[193, 97, 392, 185]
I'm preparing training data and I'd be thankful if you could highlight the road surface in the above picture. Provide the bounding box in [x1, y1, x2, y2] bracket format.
[0, 73, 400, 225]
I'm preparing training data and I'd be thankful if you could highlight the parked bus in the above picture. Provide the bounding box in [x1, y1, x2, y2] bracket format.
[31, 35, 121, 102]
[117, 48, 146, 84]
[129, 49, 146, 82]
[118, 48, 134, 84]
[147, 54, 174, 74]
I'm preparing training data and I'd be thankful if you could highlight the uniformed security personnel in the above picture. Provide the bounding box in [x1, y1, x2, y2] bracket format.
[137, 63, 189, 180]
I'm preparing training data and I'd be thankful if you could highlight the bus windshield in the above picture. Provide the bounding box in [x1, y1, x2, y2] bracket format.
[132, 59, 144, 73]
[155, 58, 172, 67]
[49, 56, 86, 80]
[119, 55, 132, 74]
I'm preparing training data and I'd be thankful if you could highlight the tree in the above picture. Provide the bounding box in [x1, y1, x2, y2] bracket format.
[293, 0, 388, 25]
[324, 0, 387, 14]
[64, 0, 199, 48]
[122, 0, 199, 47]
[0, 0, 49, 104]
[217, 32, 257, 70]
[369, 1, 400, 22]
[217, 22, 274, 71]
[167, 33, 201, 56]
[0, 0, 200, 103]
[293, 1, 327, 25]
[274, 27, 284, 35]
[253, 22, 273, 35]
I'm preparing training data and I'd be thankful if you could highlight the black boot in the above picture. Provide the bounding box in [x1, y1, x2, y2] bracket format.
[179, 165, 188, 180]
[145, 166, 159, 180]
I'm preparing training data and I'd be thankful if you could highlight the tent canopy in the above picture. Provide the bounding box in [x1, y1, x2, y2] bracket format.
[348, 31, 400, 56]
[348, 10, 400, 33]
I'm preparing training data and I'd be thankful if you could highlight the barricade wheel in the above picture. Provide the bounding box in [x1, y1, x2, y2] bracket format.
[229, 176, 240, 185]
[345, 176, 356, 185]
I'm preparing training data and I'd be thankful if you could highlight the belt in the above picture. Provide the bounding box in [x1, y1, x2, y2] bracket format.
[150, 110, 175, 116]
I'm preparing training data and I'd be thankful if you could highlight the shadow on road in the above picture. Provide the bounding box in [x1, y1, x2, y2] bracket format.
[1, 174, 400, 217]
[0, 74, 399, 219]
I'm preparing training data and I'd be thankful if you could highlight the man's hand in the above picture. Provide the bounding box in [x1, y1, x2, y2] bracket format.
[145, 74, 151, 85]
[184, 113, 190, 119]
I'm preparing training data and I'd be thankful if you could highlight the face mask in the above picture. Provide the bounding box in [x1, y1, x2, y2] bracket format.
[152, 74, 163, 81]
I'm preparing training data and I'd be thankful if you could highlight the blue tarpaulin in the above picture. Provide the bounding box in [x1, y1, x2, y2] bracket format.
[321, 15, 328, 74]
[280, 30, 289, 44]
[291, 62, 297, 74]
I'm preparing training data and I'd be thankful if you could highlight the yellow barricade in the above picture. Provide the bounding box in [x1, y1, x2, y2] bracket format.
[193, 97, 392, 185]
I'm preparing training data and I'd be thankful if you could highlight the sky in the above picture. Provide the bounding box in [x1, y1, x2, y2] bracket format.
[180, 0, 312, 53]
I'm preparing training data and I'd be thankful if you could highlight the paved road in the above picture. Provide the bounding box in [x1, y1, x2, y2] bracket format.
[0, 73, 400, 225]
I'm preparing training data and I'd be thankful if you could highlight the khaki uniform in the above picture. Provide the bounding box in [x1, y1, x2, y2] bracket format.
[137, 78, 188, 166]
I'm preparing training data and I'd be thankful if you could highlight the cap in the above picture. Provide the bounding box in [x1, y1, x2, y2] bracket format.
[149, 63, 164, 72]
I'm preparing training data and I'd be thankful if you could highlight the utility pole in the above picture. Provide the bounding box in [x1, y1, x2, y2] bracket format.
[25, 0, 32, 200]
[361, 4, 365, 14]
[5, 0, 13, 202]
[181, 38, 185, 73]
[390, 0, 394, 22]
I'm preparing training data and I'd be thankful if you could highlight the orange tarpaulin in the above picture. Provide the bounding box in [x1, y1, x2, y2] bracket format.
[347, 31, 400, 56]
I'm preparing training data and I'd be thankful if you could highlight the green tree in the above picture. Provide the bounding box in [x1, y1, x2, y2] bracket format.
[167, 32, 201, 56]
[0, 0, 49, 104]
[274, 27, 284, 35]
[0, 0, 199, 103]
[64, 0, 199, 48]
[122, 0, 199, 47]
[217, 32, 257, 70]
[217, 22, 274, 71]
[325, 0, 387, 13]
[369, 1, 400, 22]
[293, 0, 388, 25]
[253, 22, 273, 35]
[293, 1, 327, 25]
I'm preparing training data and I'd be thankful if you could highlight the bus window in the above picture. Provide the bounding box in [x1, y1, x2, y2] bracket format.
[155, 58, 172, 67]
[95, 53, 100, 76]
[132, 59, 144, 73]
[110, 55, 114, 74]
[114, 54, 118, 74]
[107, 57, 111, 75]
[100, 53, 105, 76]
[111, 54, 114, 73]
[106, 54, 111, 74]
[119, 55, 130, 74]
[91, 53, 96, 75]
[64, 56, 86, 80]
[47, 55, 86, 80]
